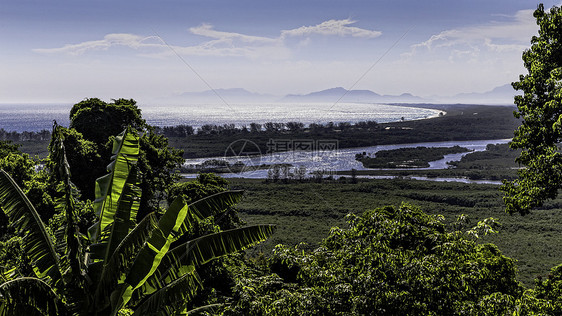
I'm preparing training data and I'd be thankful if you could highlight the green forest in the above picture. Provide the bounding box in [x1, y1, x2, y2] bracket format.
[1, 3, 562, 316]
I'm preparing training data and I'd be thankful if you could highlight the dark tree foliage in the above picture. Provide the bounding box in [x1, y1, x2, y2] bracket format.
[61, 98, 184, 216]
[502, 4, 562, 215]
[69, 98, 145, 145]
[47, 126, 102, 201]
[0, 143, 34, 187]
[155, 124, 195, 137]
[136, 127, 184, 218]
[533, 263, 562, 313]
[223, 204, 527, 315]
[0, 140, 20, 157]
[66, 98, 146, 199]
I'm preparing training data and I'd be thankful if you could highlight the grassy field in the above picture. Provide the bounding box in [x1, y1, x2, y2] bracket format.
[16, 140, 51, 158]
[227, 177, 562, 287]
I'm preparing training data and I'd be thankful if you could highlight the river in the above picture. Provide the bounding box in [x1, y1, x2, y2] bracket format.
[182, 138, 511, 184]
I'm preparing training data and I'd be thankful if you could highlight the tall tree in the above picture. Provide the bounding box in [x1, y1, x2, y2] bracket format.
[61, 98, 183, 216]
[501, 4, 562, 215]
[69, 98, 145, 146]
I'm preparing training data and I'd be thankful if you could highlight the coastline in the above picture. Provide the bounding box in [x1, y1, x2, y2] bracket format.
[168, 104, 519, 159]
[6, 103, 518, 163]
[0, 102, 442, 133]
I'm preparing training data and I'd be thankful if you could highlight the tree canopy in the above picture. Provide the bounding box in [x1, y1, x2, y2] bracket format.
[502, 4, 562, 215]
[221, 204, 543, 315]
[69, 98, 145, 145]
[61, 98, 184, 217]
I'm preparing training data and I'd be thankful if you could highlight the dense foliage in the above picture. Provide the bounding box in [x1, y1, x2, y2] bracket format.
[0, 127, 275, 315]
[64, 98, 184, 217]
[220, 204, 525, 315]
[502, 4, 562, 215]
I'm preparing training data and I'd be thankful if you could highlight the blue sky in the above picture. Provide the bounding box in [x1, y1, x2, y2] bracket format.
[1, 0, 561, 103]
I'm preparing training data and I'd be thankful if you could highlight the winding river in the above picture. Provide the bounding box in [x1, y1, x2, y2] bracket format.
[183, 138, 511, 184]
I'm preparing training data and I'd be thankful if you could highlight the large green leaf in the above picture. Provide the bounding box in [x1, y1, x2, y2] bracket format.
[0, 277, 65, 316]
[0, 170, 62, 286]
[88, 128, 140, 256]
[103, 165, 142, 262]
[110, 197, 189, 314]
[175, 190, 244, 238]
[131, 265, 200, 316]
[185, 190, 244, 220]
[180, 225, 276, 266]
[139, 224, 276, 296]
[93, 212, 159, 311]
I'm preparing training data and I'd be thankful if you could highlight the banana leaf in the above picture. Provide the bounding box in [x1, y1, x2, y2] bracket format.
[185, 190, 244, 220]
[51, 124, 84, 284]
[103, 165, 142, 262]
[0, 170, 62, 287]
[110, 197, 189, 315]
[139, 224, 275, 295]
[0, 277, 65, 316]
[175, 190, 244, 239]
[93, 212, 159, 311]
[88, 128, 140, 257]
[131, 266, 200, 316]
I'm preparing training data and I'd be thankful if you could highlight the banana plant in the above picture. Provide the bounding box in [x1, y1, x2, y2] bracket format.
[0, 126, 275, 315]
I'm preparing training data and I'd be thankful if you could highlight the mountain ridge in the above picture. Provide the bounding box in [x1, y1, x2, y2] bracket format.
[281, 87, 420, 103]
[169, 84, 518, 104]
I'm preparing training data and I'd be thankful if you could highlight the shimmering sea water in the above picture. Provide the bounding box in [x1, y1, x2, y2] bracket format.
[0, 103, 442, 133]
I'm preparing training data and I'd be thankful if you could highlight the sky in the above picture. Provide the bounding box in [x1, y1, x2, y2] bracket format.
[1, 0, 561, 104]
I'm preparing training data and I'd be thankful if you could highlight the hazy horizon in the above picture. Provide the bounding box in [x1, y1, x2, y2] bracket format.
[2, 1, 561, 103]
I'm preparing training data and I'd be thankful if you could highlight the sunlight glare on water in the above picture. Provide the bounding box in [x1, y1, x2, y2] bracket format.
[140, 103, 442, 129]
[0, 103, 442, 132]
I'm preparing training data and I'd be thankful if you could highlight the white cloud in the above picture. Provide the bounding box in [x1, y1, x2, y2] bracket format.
[33, 19, 381, 59]
[409, 8, 536, 57]
[281, 19, 382, 39]
[394, 8, 541, 95]
[33, 33, 162, 55]
[189, 23, 279, 44]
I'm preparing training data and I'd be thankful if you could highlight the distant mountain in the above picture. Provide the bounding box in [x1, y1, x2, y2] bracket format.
[281, 87, 424, 103]
[163, 84, 519, 105]
[169, 88, 276, 103]
[440, 84, 521, 105]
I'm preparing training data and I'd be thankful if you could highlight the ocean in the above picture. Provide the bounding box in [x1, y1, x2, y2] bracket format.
[0, 103, 442, 133]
